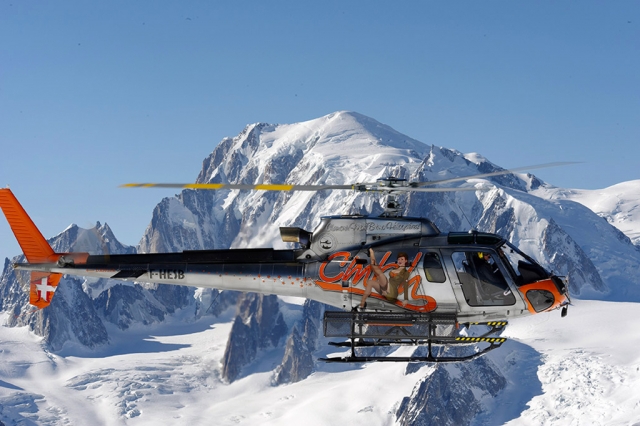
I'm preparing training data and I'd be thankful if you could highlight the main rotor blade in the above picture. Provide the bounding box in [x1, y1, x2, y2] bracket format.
[121, 161, 578, 193]
[121, 182, 489, 193]
[415, 161, 581, 187]
[120, 183, 357, 191]
[384, 186, 489, 193]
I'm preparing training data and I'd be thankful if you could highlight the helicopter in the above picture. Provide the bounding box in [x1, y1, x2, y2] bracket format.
[0, 163, 572, 363]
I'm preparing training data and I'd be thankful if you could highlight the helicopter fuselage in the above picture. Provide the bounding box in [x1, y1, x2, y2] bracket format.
[15, 215, 570, 324]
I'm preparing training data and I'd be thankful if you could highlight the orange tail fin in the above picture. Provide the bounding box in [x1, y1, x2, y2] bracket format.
[0, 188, 62, 309]
[0, 188, 57, 263]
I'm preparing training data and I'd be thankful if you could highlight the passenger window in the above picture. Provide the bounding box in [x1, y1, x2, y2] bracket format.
[423, 252, 446, 283]
[451, 251, 516, 306]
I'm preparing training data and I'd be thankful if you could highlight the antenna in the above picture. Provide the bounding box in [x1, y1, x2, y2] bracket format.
[453, 197, 474, 231]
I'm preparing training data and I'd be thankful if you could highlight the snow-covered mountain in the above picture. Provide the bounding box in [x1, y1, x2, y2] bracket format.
[140, 111, 639, 300]
[1, 111, 639, 425]
[538, 180, 640, 247]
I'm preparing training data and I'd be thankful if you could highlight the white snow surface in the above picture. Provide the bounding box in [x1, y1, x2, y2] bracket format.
[1, 300, 639, 425]
[538, 180, 640, 246]
[501, 300, 640, 426]
[3, 111, 640, 424]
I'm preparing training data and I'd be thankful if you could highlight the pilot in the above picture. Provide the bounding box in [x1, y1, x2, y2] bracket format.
[477, 252, 498, 273]
[474, 252, 511, 296]
[359, 249, 410, 310]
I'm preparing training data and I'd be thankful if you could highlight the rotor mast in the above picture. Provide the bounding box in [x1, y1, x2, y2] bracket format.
[373, 177, 408, 217]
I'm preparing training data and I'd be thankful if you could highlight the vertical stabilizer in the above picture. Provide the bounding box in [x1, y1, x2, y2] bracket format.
[0, 188, 57, 262]
[0, 188, 62, 308]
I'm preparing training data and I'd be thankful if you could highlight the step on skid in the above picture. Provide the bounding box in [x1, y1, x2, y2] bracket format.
[321, 311, 508, 363]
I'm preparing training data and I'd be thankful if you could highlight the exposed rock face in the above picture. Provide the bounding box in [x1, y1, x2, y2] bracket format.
[193, 288, 240, 319]
[220, 315, 258, 383]
[93, 284, 168, 330]
[0, 222, 196, 350]
[50, 222, 135, 256]
[138, 194, 233, 253]
[396, 357, 507, 426]
[299, 300, 324, 353]
[272, 326, 314, 385]
[542, 218, 605, 295]
[0, 256, 29, 314]
[220, 293, 287, 383]
[272, 300, 324, 385]
[0, 225, 119, 350]
[28, 277, 109, 351]
[0, 263, 108, 351]
[3, 111, 640, 424]
[150, 283, 192, 315]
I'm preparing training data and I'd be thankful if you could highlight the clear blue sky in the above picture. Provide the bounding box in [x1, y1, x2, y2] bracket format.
[1, 1, 638, 260]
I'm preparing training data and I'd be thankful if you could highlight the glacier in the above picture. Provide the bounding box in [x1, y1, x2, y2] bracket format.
[0, 111, 639, 425]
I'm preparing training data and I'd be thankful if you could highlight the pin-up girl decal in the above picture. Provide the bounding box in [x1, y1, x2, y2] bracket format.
[359, 248, 410, 309]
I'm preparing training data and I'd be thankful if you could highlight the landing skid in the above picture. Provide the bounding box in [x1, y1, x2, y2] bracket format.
[320, 311, 507, 363]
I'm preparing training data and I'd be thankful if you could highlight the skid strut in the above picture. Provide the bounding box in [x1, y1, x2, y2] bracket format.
[320, 311, 507, 363]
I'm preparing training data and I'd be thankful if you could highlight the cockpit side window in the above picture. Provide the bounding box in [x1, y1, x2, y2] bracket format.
[500, 242, 549, 286]
[423, 251, 446, 283]
[451, 251, 516, 306]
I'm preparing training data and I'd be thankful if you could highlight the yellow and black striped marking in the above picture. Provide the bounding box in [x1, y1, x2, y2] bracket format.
[455, 337, 507, 343]
[469, 321, 508, 327]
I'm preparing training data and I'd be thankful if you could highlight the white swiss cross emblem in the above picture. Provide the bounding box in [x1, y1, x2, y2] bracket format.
[36, 277, 57, 301]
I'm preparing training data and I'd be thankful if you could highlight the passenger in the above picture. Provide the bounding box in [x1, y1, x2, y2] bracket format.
[359, 249, 410, 309]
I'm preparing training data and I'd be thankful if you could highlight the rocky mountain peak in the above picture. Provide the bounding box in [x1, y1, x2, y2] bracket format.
[2, 111, 640, 424]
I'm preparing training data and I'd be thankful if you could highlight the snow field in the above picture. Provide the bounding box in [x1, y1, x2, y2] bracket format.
[1, 301, 639, 425]
[0, 306, 425, 426]
[503, 300, 640, 426]
[2, 110, 640, 424]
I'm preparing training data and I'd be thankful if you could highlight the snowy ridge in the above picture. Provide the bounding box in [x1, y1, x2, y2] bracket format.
[141, 111, 640, 301]
[1, 111, 639, 424]
[538, 180, 640, 246]
[0, 301, 638, 425]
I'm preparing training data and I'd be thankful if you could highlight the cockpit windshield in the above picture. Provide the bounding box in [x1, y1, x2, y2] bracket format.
[498, 242, 549, 286]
